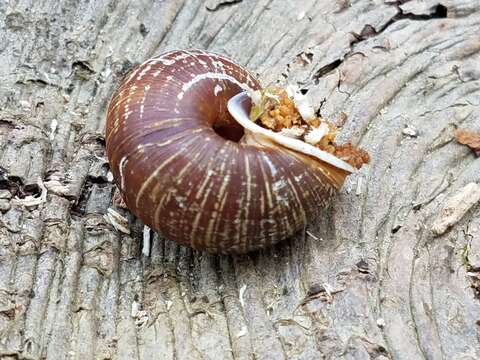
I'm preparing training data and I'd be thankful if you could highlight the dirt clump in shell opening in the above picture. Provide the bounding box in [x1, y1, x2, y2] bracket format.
[249, 87, 370, 169]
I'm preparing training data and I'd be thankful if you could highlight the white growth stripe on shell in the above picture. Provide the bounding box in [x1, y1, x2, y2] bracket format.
[118, 156, 129, 190]
[177, 72, 255, 100]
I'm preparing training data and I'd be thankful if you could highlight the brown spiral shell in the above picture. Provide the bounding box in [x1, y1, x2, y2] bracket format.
[106, 49, 348, 254]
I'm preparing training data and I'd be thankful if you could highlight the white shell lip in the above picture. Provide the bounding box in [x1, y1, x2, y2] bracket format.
[227, 92, 356, 173]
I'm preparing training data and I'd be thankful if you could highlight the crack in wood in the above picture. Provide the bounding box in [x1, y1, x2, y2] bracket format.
[314, 3, 449, 83]
[206, 0, 242, 12]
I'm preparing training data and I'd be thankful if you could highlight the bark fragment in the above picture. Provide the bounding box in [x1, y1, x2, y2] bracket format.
[431, 183, 480, 236]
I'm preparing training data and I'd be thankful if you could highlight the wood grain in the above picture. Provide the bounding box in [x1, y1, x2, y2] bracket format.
[0, 0, 479, 358]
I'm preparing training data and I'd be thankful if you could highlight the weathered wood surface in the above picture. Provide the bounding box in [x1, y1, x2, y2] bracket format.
[1, 0, 480, 359]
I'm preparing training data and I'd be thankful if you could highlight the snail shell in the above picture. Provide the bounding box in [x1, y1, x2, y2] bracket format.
[106, 49, 353, 254]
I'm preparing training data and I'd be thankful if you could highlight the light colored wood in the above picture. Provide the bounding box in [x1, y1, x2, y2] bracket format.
[0, 0, 479, 358]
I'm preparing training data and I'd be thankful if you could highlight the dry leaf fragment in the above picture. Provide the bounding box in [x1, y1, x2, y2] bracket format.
[454, 128, 480, 157]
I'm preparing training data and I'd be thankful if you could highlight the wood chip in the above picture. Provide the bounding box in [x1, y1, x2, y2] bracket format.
[50, 119, 58, 141]
[142, 225, 151, 256]
[402, 125, 418, 137]
[239, 284, 247, 309]
[431, 183, 480, 236]
[105, 208, 130, 234]
[236, 326, 247, 338]
[20, 100, 31, 109]
[454, 128, 480, 156]
[356, 176, 363, 195]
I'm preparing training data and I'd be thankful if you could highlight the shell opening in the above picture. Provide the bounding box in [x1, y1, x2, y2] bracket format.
[227, 92, 357, 173]
[212, 122, 245, 142]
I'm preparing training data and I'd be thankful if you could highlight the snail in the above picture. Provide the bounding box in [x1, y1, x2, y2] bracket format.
[106, 49, 365, 254]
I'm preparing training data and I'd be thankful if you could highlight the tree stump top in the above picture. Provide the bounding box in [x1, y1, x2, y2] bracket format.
[0, 1, 479, 359]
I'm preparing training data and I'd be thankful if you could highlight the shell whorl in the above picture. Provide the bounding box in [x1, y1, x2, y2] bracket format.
[106, 49, 346, 254]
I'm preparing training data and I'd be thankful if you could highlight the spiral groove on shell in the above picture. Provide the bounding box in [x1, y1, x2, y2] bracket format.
[106, 49, 349, 253]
